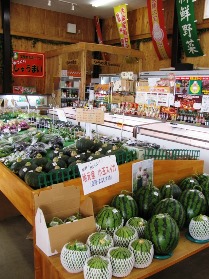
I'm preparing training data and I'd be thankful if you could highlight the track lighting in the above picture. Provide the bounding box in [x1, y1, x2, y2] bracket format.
[58, 0, 77, 11]
[71, 3, 75, 10]
[48, 0, 51, 6]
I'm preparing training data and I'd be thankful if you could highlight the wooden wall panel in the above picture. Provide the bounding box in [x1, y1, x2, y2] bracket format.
[10, 3, 94, 44]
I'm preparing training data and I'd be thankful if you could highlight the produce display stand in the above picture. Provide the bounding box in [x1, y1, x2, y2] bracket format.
[0, 159, 205, 279]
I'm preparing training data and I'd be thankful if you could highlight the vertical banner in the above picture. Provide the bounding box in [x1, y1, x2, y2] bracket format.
[176, 0, 204, 57]
[114, 4, 131, 48]
[147, 0, 171, 60]
[94, 16, 109, 61]
[204, 0, 209, 19]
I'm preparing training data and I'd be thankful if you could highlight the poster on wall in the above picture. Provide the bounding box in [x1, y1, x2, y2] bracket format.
[12, 50, 45, 78]
[204, 0, 209, 19]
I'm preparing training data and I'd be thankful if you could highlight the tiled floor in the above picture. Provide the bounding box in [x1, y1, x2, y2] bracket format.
[1, 215, 209, 279]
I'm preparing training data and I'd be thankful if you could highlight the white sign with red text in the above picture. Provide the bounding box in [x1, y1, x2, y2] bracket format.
[78, 155, 119, 195]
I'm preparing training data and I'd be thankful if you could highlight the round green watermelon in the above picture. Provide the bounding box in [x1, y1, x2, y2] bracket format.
[134, 185, 161, 220]
[144, 213, 180, 255]
[179, 189, 207, 225]
[160, 182, 182, 200]
[152, 198, 186, 229]
[111, 192, 138, 222]
[179, 176, 201, 191]
[95, 206, 124, 234]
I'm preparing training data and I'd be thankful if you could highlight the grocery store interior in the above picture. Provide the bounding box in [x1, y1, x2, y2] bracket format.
[1, 0, 209, 279]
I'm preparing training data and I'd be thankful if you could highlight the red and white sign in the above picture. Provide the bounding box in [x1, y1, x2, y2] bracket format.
[12, 50, 45, 78]
[78, 155, 119, 195]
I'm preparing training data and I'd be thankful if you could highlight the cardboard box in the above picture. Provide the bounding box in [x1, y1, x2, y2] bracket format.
[34, 183, 96, 256]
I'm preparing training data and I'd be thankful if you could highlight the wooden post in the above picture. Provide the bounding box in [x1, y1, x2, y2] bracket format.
[80, 50, 87, 101]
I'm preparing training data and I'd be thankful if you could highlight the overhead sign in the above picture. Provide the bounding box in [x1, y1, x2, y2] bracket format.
[176, 0, 204, 57]
[147, 0, 171, 60]
[78, 155, 119, 195]
[114, 4, 131, 48]
[12, 50, 45, 78]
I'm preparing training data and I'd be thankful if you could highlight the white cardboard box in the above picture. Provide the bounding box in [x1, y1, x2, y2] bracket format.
[34, 183, 96, 256]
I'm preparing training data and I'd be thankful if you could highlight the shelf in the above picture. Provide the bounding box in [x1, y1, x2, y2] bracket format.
[61, 87, 79, 90]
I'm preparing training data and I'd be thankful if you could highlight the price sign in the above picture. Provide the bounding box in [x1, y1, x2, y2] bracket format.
[78, 155, 119, 195]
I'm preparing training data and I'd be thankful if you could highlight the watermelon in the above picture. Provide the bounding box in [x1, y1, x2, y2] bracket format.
[179, 189, 207, 225]
[95, 206, 124, 234]
[128, 239, 154, 268]
[111, 192, 138, 222]
[134, 185, 161, 220]
[194, 174, 209, 185]
[152, 198, 186, 229]
[113, 226, 138, 247]
[144, 213, 180, 255]
[126, 217, 147, 238]
[60, 240, 90, 273]
[189, 214, 209, 241]
[86, 232, 114, 256]
[108, 247, 134, 277]
[160, 182, 182, 200]
[179, 176, 201, 191]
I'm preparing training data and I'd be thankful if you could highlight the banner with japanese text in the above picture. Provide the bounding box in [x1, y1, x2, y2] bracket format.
[114, 4, 131, 48]
[78, 155, 119, 195]
[12, 50, 45, 78]
[147, 0, 171, 60]
[176, 0, 204, 57]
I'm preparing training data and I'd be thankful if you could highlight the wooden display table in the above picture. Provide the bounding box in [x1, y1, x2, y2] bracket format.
[34, 232, 209, 279]
[0, 159, 205, 279]
[0, 159, 204, 225]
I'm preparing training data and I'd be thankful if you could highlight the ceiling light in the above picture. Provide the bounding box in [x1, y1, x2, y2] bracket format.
[48, 0, 51, 6]
[91, 0, 117, 7]
[58, 0, 77, 8]
[71, 3, 75, 10]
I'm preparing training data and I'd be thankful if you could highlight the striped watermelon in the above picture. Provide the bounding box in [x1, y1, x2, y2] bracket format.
[128, 239, 154, 268]
[194, 174, 209, 185]
[179, 176, 201, 191]
[160, 182, 182, 200]
[126, 217, 147, 237]
[111, 192, 138, 222]
[95, 206, 124, 234]
[144, 213, 180, 255]
[179, 189, 207, 225]
[134, 185, 161, 220]
[86, 232, 114, 256]
[152, 198, 186, 229]
[108, 247, 134, 277]
[113, 226, 138, 247]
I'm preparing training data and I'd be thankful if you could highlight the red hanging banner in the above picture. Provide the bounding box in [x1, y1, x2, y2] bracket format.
[147, 0, 171, 60]
[94, 16, 109, 61]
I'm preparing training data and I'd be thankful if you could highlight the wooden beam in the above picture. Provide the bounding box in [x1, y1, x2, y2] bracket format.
[80, 50, 87, 101]
[45, 42, 144, 59]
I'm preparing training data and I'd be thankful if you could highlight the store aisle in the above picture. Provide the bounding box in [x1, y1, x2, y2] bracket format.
[1, 215, 209, 279]
[0, 215, 34, 279]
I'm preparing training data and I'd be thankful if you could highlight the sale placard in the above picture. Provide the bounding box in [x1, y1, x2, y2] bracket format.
[78, 155, 119, 195]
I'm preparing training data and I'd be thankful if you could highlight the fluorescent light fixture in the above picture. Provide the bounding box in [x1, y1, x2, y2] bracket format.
[91, 0, 117, 7]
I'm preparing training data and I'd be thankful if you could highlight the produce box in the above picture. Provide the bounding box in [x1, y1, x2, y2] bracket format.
[34, 183, 96, 256]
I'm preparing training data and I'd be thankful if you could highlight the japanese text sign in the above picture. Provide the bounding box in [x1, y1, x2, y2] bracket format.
[76, 108, 104, 124]
[78, 155, 119, 195]
[12, 50, 45, 78]
[114, 4, 131, 48]
[176, 0, 203, 57]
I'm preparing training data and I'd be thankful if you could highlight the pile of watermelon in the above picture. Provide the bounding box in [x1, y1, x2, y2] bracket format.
[60, 173, 209, 276]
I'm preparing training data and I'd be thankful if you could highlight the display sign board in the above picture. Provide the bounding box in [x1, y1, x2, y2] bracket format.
[78, 155, 119, 195]
[12, 50, 45, 78]
[76, 108, 104, 124]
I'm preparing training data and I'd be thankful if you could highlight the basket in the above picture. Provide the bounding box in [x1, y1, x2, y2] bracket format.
[144, 148, 200, 160]
[36, 149, 137, 188]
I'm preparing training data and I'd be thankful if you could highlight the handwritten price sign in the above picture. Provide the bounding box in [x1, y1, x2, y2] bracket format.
[78, 155, 119, 195]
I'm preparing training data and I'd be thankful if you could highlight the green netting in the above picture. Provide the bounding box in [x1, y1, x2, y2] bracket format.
[36, 149, 137, 188]
[144, 148, 200, 160]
